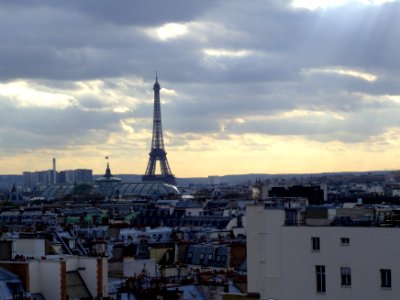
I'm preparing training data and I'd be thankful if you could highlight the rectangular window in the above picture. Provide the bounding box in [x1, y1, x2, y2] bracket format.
[340, 237, 350, 245]
[341, 267, 351, 286]
[316, 265, 326, 293]
[381, 269, 392, 288]
[312, 237, 320, 251]
[187, 252, 193, 263]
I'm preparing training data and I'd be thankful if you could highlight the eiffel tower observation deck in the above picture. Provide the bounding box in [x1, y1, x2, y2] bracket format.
[142, 75, 177, 185]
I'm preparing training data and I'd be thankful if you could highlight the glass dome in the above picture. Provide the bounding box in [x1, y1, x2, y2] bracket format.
[42, 181, 180, 200]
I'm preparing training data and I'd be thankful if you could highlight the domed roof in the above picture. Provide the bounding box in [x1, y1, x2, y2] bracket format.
[95, 162, 122, 183]
[118, 182, 180, 198]
[42, 184, 104, 199]
[42, 181, 181, 200]
[41, 160, 180, 200]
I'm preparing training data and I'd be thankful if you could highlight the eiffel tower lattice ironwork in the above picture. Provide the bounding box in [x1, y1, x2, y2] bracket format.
[142, 75, 177, 185]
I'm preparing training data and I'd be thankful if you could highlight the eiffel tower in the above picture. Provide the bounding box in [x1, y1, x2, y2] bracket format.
[142, 75, 177, 185]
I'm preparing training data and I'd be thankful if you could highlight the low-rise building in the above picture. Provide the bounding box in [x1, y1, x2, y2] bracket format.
[0, 255, 108, 300]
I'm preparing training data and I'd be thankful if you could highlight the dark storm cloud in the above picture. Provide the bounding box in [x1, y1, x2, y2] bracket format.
[2, 0, 399, 83]
[0, 97, 129, 150]
[0, 0, 218, 26]
[198, 1, 400, 81]
[221, 108, 399, 140]
[0, 0, 400, 151]
[0, 1, 207, 81]
[161, 74, 400, 142]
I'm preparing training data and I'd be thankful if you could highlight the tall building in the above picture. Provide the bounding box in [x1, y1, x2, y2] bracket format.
[74, 169, 93, 183]
[23, 170, 56, 189]
[58, 169, 93, 184]
[142, 76, 176, 185]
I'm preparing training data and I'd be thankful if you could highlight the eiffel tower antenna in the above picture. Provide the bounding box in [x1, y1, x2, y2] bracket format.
[142, 75, 176, 185]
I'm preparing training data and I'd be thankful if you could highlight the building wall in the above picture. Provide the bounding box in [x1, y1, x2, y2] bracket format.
[185, 207, 203, 216]
[75, 169, 93, 183]
[0, 241, 12, 260]
[123, 258, 156, 277]
[98, 257, 108, 297]
[247, 204, 400, 300]
[247, 205, 284, 298]
[58, 169, 93, 184]
[13, 239, 45, 258]
[1, 256, 107, 299]
[64, 170, 76, 184]
[28, 259, 62, 300]
[23, 170, 55, 188]
[66, 256, 108, 298]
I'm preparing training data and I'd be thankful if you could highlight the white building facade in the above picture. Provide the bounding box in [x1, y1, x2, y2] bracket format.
[247, 204, 400, 300]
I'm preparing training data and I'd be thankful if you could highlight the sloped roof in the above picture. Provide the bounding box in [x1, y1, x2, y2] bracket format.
[0, 267, 19, 281]
[176, 200, 202, 209]
[0, 267, 22, 300]
[66, 271, 92, 299]
[0, 282, 13, 299]
[169, 285, 207, 300]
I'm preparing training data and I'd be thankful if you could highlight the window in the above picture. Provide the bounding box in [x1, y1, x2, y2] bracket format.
[316, 265, 326, 293]
[340, 237, 350, 245]
[208, 253, 213, 261]
[381, 269, 392, 288]
[341, 267, 351, 286]
[312, 237, 320, 251]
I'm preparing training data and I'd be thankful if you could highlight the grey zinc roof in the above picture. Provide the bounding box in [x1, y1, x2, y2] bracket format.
[186, 244, 230, 267]
[0, 267, 23, 300]
[0, 267, 19, 281]
[175, 200, 202, 209]
[0, 282, 13, 299]
[66, 271, 92, 299]
[170, 285, 207, 300]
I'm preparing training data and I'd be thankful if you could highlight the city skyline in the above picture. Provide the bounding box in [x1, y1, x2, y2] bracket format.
[1, 0, 400, 177]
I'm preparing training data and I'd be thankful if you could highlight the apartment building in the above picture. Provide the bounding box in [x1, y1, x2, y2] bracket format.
[247, 203, 400, 300]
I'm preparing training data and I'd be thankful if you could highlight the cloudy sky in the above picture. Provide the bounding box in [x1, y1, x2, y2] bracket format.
[1, 0, 400, 177]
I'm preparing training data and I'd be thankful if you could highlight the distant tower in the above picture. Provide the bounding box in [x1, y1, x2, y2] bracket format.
[96, 156, 122, 199]
[142, 75, 176, 185]
[52, 158, 57, 185]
